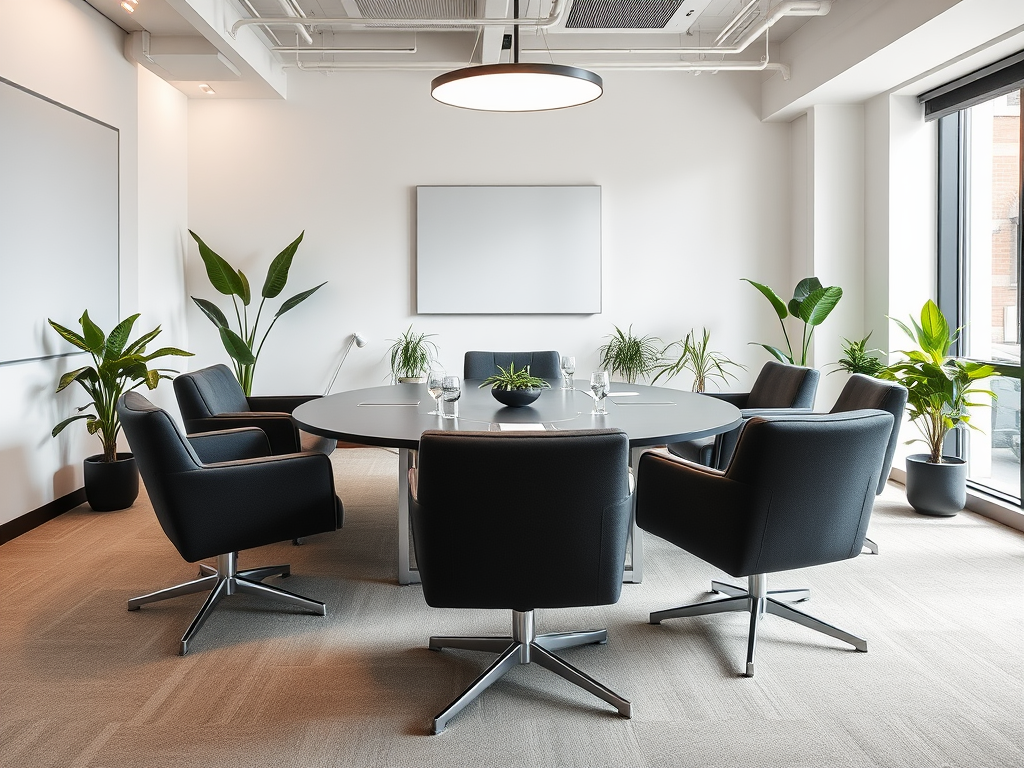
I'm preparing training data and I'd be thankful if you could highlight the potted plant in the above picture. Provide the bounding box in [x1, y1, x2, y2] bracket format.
[831, 332, 885, 376]
[48, 311, 193, 511]
[652, 327, 743, 392]
[878, 300, 997, 516]
[190, 230, 326, 396]
[597, 325, 662, 384]
[386, 325, 438, 383]
[479, 362, 551, 407]
[743, 276, 843, 365]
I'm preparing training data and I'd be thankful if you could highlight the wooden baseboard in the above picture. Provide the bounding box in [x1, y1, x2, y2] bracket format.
[0, 488, 87, 545]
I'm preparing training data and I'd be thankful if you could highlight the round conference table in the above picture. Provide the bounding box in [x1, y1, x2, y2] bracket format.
[294, 381, 742, 584]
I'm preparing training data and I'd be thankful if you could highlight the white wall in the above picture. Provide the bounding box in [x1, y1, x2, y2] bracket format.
[0, 0, 189, 527]
[186, 70, 793, 395]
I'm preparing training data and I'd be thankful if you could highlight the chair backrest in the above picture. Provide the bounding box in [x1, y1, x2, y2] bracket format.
[463, 351, 561, 380]
[411, 429, 632, 612]
[746, 361, 820, 409]
[117, 392, 205, 558]
[173, 364, 249, 422]
[721, 410, 894, 575]
[829, 373, 909, 495]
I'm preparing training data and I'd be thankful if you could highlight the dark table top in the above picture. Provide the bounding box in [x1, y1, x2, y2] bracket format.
[293, 380, 743, 451]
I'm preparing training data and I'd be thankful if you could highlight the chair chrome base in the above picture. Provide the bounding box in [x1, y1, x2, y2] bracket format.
[128, 552, 325, 655]
[650, 574, 867, 678]
[427, 609, 632, 734]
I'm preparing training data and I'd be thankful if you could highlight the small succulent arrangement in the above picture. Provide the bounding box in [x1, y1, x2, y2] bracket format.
[744, 276, 843, 366]
[653, 327, 743, 392]
[386, 325, 438, 382]
[190, 230, 326, 396]
[597, 325, 662, 384]
[478, 362, 551, 391]
[832, 332, 885, 376]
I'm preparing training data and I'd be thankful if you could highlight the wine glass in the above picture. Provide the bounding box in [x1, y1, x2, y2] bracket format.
[590, 371, 610, 415]
[426, 367, 445, 415]
[560, 355, 576, 390]
[441, 375, 461, 419]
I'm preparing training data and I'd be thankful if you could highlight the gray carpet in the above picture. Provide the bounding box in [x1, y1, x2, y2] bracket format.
[1, 447, 1022, 767]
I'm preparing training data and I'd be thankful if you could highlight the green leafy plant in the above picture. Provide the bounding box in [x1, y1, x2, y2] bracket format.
[831, 332, 885, 376]
[878, 300, 997, 463]
[652, 327, 744, 392]
[478, 362, 551, 391]
[597, 325, 662, 384]
[386, 325, 438, 381]
[48, 311, 193, 463]
[189, 230, 326, 396]
[744, 277, 843, 366]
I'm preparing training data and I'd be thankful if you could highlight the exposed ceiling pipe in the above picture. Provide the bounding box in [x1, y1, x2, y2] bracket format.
[237, 0, 283, 48]
[273, 0, 313, 45]
[277, 45, 418, 54]
[231, 0, 568, 38]
[714, 0, 759, 46]
[292, 60, 788, 77]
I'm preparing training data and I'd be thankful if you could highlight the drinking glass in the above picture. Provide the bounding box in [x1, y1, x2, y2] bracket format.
[426, 367, 445, 415]
[560, 355, 576, 389]
[441, 375, 461, 419]
[590, 371, 610, 415]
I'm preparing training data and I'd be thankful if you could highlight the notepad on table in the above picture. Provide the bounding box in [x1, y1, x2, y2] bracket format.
[497, 423, 546, 431]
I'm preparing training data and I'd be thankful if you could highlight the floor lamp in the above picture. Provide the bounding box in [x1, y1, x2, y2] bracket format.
[324, 332, 367, 395]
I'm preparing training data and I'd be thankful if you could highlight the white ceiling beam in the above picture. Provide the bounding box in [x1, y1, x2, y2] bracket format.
[480, 0, 511, 64]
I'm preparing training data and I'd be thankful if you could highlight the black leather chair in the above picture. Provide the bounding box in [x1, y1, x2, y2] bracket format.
[410, 429, 633, 734]
[667, 360, 820, 468]
[636, 409, 894, 677]
[173, 364, 336, 456]
[117, 392, 343, 655]
[463, 350, 561, 380]
[828, 374, 909, 554]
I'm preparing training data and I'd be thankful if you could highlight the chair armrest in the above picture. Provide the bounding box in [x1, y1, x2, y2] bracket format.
[705, 392, 750, 408]
[183, 413, 301, 455]
[247, 394, 321, 414]
[738, 406, 815, 419]
[188, 428, 271, 463]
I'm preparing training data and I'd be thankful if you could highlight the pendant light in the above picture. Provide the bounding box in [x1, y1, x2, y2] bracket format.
[431, 1, 603, 112]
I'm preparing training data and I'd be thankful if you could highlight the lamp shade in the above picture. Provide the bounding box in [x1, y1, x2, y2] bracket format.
[431, 63, 603, 112]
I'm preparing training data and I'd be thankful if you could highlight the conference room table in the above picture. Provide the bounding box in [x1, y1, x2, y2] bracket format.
[293, 381, 742, 585]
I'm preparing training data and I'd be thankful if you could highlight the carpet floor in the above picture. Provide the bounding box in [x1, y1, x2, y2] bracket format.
[1, 447, 1022, 767]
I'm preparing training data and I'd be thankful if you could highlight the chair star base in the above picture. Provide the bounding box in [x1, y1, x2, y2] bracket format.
[650, 574, 867, 678]
[427, 609, 631, 734]
[128, 551, 325, 655]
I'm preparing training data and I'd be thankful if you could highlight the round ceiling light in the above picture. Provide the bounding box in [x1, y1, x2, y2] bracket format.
[431, 63, 603, 112]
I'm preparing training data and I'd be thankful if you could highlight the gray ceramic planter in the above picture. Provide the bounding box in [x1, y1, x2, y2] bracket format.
[905, 454, 967, 517]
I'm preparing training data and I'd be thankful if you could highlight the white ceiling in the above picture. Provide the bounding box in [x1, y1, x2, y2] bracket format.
[84, 0, 821, 96]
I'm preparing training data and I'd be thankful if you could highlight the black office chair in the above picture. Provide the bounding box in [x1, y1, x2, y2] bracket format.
[117, 392, 342, 655]
[463, 350, 561, 380]
[636, 409, 894, 677]
[410, 429, 634, 734]
[828, 374, 909, 554]
[173, 364, 336, 456]
[667, 360, 820, 468]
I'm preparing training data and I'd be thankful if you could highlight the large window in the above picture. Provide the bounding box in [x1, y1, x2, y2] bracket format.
[933, 74, 1022, 503]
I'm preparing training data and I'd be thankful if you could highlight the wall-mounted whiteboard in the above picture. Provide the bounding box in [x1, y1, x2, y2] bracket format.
[0, 77, 119, 365]
[416, 186, 601, 314]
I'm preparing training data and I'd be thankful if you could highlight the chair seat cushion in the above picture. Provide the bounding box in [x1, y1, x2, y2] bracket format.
[666, 436, 715, 466]
[300, 431, 337, 455]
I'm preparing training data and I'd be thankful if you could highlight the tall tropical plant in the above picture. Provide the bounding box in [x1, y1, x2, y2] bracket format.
[598, 325, 662, 384]
[744, 276, 843, 366]
[879, 300, 997, 464]
[190, 230, 326, 396]
[652, 327, 743, 392]
[49, 311, 192, 462]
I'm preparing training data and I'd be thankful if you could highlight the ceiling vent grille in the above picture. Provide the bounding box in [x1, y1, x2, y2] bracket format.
[354, 0, 478, 18]
[565, 0, 684, 29]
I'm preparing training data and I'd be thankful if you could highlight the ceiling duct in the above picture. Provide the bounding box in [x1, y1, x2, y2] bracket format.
[566, 0, 684, 29]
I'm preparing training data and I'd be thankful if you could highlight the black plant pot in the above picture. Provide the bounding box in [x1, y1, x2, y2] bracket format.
[905, 453, 967, 517]
[491, 387, 543, 408]
[84, 453, 140, 512]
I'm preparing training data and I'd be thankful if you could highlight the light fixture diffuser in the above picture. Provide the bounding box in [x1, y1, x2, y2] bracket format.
[431, 63, 603, 112]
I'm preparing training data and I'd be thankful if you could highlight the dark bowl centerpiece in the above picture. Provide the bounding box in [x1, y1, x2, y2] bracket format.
[479, 362, 551, 408]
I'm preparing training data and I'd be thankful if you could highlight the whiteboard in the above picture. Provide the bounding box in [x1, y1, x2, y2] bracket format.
[416, 186, 601, 314]
[0, 77, 119, 364]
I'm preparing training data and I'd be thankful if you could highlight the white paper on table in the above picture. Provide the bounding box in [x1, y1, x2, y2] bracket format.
[607, 392, 639, 396]
[497, 423, 546, 431]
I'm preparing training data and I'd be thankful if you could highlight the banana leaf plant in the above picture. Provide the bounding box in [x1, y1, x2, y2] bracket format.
[743, 276, 843, 366]
[49, 311, 193, 462]
[189, 230, 326, 396]
[878, 300, 997, 463]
